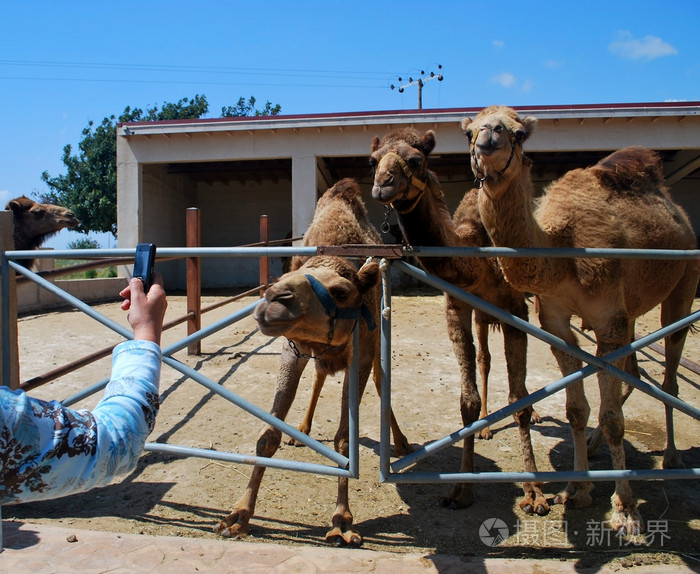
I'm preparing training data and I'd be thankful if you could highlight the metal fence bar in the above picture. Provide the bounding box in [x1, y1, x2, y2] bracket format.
[143, 442, 351, 478]
[3, 247, 356, 478]
[157, 354, 350, 469]
[394, 259, 700, 419]
[382, 257, 699, 485]
[8, 260, 133, 339]
[348, 324, 360, 478]
[379, 260, 393, 483]
[6, 245, 698, 261]
[383, 468, 700, 484]
[3, 244, 698, 491]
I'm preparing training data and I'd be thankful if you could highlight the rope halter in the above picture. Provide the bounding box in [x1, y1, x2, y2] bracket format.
[287, 273, 376, 360]
[470, 129, 519, 189]
[377, 150, 445, 232]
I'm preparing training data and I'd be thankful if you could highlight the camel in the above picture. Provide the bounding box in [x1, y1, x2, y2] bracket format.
[213, 178, 411, 546]
[370, 128, 547, 516]
[462, 105, 699, 535]
[5, 195, 79, 268]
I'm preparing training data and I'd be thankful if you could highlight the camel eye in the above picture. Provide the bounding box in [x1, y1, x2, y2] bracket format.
[408, 155, 422, 169]
[329, 285, 350, 303]
[369, 157, 377, 174]
[493, 124, 503, 134]
[464, 129, 473, 141]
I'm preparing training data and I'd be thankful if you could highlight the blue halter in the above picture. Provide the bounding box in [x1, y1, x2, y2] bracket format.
[305, 274, 376, 331]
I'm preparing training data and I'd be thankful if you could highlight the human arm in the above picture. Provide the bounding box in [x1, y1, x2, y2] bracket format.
[0, 275, 167, 504]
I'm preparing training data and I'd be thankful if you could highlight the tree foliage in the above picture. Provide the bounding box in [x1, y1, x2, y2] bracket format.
[41, 94, 281, 237]
[221, 96, 281, 118]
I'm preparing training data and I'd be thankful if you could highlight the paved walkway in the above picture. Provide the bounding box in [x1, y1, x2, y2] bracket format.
[1, 520, 698, 573]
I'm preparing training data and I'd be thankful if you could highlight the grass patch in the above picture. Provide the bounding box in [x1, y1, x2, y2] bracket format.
[55, 259, 117, 279]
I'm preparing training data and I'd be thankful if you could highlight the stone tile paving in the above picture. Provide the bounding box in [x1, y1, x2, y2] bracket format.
[1, 520, 697, 574]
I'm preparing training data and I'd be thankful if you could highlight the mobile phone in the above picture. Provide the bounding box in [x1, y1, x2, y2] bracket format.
[133, 243, 156, 293]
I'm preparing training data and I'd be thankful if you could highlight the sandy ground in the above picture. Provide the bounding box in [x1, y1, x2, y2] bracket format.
[4, 286, 700, 570]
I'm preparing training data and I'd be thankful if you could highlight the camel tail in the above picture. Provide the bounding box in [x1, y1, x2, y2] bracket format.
[592, 146, 667, 197]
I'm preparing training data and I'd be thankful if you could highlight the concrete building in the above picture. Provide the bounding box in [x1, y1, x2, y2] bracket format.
[116, 103, 700, 289]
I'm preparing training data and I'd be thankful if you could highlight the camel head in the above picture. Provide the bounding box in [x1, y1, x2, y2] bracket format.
[6, 196, 80, 267]
[461, 106, 537, 192]
[254, 256, 379, 353]
[370, 128, 436, 209]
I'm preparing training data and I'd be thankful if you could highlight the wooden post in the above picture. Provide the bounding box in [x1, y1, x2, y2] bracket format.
[0, 211, 19, 389]
[186, 208, 201, 356]
[259, 214, 269, 298]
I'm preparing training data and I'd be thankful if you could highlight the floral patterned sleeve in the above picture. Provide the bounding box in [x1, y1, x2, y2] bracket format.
[0, 340, 161, 505]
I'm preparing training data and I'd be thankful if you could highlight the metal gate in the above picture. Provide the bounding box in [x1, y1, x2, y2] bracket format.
[2, 244, 699, 489]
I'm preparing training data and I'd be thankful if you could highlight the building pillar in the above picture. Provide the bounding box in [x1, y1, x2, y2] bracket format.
[291, 155, 318, 241]
[116, 132, 142, 278]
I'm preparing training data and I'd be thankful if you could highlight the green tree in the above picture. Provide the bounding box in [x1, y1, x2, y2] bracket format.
[41, 94, 280, 236]
[221, 96, 281, 117]
[68, 237, 101, 250]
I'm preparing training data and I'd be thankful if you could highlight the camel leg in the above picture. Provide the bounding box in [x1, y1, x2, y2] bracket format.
[659, 272, 698, 469]
[587, 320, 637, 458]
[214, 343, 308, 538]
[288, 369, 327, 446]
[503, 311, 548, 516]
[541, 310, 593, 510]
[475, 317, 493, 440]
[441, 296, 478, 509]
[596, 313, 643, 536]
[371, 355, 413, 456]
[325, 362, 373, 547]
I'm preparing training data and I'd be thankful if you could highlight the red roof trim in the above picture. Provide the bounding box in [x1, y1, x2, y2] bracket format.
[117, 102, 700, 128]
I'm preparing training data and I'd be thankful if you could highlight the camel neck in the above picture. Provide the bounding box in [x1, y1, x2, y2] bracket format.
[478, 163, 554, 294]
[396, 190, 484, 286]
[396, 192, 455, 248]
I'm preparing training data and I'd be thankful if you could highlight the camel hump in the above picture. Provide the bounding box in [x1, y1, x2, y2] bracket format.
[324, 177, 361, 202]
[592, 147, 666, 196]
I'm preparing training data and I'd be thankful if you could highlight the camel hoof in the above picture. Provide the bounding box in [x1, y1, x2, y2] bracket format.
[662, 450, 685, 470]
[287, 437, 305, 447]
[478, 427, 494, 440]
[536, 504, 549, 516]
[611, 511, 644, 537]
[393, 440, 414, 457]
[439, 492, 473, 510]
[325, 527, 362, 547]
[521, 503, 534, 515]
[439, 484, 474, 509]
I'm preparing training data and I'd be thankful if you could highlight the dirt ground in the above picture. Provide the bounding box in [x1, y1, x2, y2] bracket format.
[5, 285, 700, 570]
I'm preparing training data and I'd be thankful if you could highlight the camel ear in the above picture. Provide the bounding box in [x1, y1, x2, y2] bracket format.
[515, 116, 537, 144]
[419, 131, 436, 156]
[370, 136, 381, 152]
[460, 117, 473, 142]
[356, 260, 379, 294]
[6, 200, 22, 215]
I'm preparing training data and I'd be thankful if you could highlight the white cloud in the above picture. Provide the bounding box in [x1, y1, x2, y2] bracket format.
[521, 79, 534, 92]
[493, 39, 504, 48]
[491, 72, 516, 88]
[0, 190, 12, 206]
[609, 31, 677, 60]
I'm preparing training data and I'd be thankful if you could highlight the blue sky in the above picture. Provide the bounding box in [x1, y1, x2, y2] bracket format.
[1, 0, 698, 249]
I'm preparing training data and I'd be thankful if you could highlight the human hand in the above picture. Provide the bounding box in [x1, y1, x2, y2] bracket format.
[120, 273, 167, 344]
